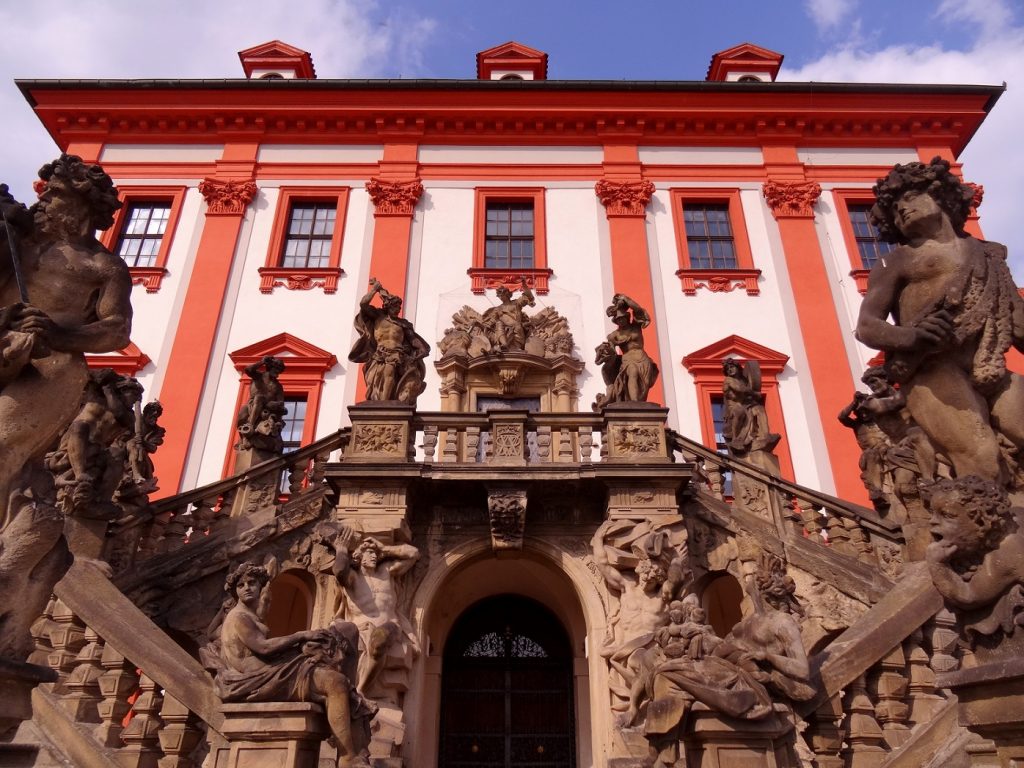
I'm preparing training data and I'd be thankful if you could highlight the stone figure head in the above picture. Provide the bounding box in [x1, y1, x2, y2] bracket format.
[224, 562, 272, 610]
[870, 156, 974, 244]
[352, 537, 384, 570]
[495, 285, 513, 302]
[382, 293, 403, 316]
[634, 553, 667, 591]
[861, 365, 893, 396]
[755, 553, 803, 616]
[723, 359, 743, 379]
[923, 475, 1012, 561]
[33, 153, 122, 234]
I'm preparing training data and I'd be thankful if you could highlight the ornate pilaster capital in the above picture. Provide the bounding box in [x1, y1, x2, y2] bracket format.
[198, 178, 258, 216]
[365, 178, 424, 216]
[762, 179, 822, 219]
[594, 179, 655, 217]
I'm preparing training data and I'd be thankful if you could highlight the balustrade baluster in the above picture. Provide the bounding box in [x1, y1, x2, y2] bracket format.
[463, 426, 481, 463]
[120, 672, 165, 768]
[442, 427, 458, 463]
[798, 497, 823, 538]
[157, 510, 190, 553]
[807, 693, 845, 768]
[60, 625, 105, 722]
[843, 673, 887, 767]
[157, 692, 205, 768]
[927, 608, 960, 676]
[842, 516, 877, 564]
[578, 426, 593, 463]
[28, 597, 56, 667]
[422, 425, 438, 462]
[95, 646, 138, 747]
[871, 645, 910, 749]
[309, 449, 330, 485]
[536, 425, 552, 461]
[558, 426, 573, 462]
[46, 599, 87, 683]
[904, 628, 944, 726]
[286, 458, 305, 496]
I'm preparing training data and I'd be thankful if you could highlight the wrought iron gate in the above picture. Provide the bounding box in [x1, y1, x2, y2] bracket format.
[439, 595, 576, 768]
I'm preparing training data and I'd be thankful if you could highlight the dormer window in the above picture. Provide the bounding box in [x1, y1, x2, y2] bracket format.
[476, 41, 548, 81]
[706, 43, 783, 82]
[238, 40, 316, 80]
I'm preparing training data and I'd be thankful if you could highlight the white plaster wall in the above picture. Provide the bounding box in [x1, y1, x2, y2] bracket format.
[410, 182, 610, 413]
[797, 147, 917, 166]
[638, 147, 763, 165]
[186, 182, 374, 487]
[101, 145, 223, 163]
[111, 185, 205, 399]
[418, 146, 603, 164]
[256, 145, 384, 163]
[647, 184, 836, 491]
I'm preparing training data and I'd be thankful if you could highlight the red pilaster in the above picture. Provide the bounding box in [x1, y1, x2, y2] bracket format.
[154, 167, 258, 494]
[762, 148, 864, 502]
[595, 144, 664, 405]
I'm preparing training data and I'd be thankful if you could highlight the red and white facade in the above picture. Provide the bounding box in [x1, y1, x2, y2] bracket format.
[20, 40, 1005, 505]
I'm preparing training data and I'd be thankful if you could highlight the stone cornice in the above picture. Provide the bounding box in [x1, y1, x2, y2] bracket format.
[762, 180, 822, 219]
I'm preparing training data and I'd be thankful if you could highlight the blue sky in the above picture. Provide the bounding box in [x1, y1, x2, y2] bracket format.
[0, 0, 1021, 273]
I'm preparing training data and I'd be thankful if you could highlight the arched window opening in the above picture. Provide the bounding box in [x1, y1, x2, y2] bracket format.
[701, 572, 745, 638]
[440, 594, 575, 767]
[500, 73, 524, 81]
[265, 569, 316, 637]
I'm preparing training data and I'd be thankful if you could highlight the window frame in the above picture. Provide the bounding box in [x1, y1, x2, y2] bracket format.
[260, 187, 350, 294]
[101, 186, 187, 293]
[670, 188, 760, 297]
[224, 333, 338, 477]
[831, 188, 895, 295]
[470, 187, 551, 294]
[682, 335, 794, 482]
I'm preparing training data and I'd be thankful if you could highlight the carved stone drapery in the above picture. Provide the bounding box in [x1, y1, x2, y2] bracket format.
[365, 178, 424, 216]
[595, 179, 655, 217]
[487, 488, 527, 550]
[198, 179, 258, 216]
[762, 180, 822, 219]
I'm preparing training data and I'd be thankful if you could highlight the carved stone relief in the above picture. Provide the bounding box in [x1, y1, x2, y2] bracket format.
[486, 488, 528, 550]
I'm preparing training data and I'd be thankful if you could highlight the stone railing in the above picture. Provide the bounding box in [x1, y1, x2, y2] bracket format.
[414, 411, 602, 464]
[106, 430, 349, 572]
[668, 430, 906, 578]
[27, 561, 223, 767]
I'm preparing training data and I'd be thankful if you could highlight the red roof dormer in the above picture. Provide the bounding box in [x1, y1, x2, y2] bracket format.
[476, 41, 548, 81]
[238, 40, 316, 80]
[706, 43, 784, 83]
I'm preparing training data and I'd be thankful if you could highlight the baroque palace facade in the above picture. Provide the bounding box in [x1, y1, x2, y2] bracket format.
[1, 39, 1021, 768]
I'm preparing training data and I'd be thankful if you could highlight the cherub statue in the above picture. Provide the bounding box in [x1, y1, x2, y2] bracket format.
[593, 294, 659, 409]
[924, 476, 1024, 650]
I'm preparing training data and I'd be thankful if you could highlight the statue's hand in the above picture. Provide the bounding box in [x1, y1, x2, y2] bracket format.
[913, 309, 954, 348]
[0, 184, 30, 231]
[926, 539, 956, 565]
[10, 304, 56, 342]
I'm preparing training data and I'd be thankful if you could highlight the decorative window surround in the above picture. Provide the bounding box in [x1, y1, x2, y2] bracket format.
[85, 341, 152, 377]
[224, 333, 338, 476]
[682, 334, 794, 480]
[260, 187, 349, 294]
[670, 188, 759, 296]
[470, 187, 551, 294]
[101, 185, 187, 293]
[831, 189, 895, 295]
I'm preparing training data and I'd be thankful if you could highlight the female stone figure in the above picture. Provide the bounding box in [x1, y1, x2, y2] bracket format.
[594, 294, 659, 409]
[721, 358, 780, 456]
[213, 562, 375, 768]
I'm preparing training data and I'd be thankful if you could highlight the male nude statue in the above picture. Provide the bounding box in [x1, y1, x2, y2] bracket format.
[348, 278, 430, 406]
[323, 525, 421, 696]
[0, 155, 132, 523]
[856, 157, 1024, 484]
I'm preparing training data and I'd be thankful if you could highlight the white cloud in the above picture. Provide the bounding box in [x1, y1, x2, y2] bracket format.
[782, 6, 1024, 278]
[804, 0, 857, 32]
[0, 0, 438, 202]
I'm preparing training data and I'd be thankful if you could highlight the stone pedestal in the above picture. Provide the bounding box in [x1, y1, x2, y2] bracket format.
[601, 404, 670, 462]
[938, 657, 1024, 766]
[683, 705, 798, 768]
[0, 658, 57, 740]
[211, 702, 328, 768]
[346, 404, 415, 462]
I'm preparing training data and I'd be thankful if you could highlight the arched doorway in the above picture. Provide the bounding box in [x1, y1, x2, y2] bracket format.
[439, 594, 576, 767]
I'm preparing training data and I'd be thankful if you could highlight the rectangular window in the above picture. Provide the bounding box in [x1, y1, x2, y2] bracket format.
[279, 395, 308, 492]
[485, 202, 535, 269]
[710, 396, 734, 496]
[848, 205, 894, 270]
[683, 204, 737, 269]
[280, 203, 336, 269]
[115, 203, 171, 267]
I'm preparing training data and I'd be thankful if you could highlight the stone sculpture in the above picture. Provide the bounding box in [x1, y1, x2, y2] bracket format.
[236, 355, 287, 457]
[126, 400, 165, 493]
[44, 368, 143, 519]
[856, 157, 1024, 487]
[644, 553, 814, 767]
[319, 524, 421, 699]
[722, 358, 779, 457]
[348, 278, 430, 406]
[438, 281, 575, 360]
[0, 155, 132, 664]
[593, 293, 659, 409]
[590, 519, 689, 720]
[925, 476, 1024, 656]
[212, 562, 376, 768]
